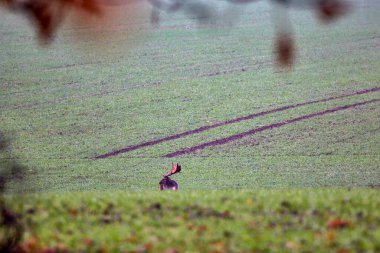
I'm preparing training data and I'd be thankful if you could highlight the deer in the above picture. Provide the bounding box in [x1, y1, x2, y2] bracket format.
[159, 162, 181, 190]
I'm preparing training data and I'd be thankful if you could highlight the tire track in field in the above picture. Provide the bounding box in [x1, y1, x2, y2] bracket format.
[163, 99, 380, 158]
[94, 86, 380, 159]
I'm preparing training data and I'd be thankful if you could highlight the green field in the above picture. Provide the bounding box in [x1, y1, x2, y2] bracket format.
[1, 0, 379, 192]
[3, 189, 380, 252]
[1, 0, 380, 251]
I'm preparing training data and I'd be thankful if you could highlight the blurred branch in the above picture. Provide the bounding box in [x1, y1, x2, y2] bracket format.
[0, 132, 25, 252]
[0, 0, 350, 67]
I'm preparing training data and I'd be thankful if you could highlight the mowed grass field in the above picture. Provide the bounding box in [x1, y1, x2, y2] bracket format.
[1, 0, 380, 251]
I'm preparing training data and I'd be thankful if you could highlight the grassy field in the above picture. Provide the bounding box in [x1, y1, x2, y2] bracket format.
[0, 0, 380, 251]
[1, 0, 379, 192]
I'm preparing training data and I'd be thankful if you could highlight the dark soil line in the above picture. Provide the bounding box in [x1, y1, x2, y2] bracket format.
[94, 87, 380, 159]
[163, 99, 380, 158]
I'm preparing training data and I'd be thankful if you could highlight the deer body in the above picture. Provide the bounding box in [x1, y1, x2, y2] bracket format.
[159, 176, 178, 190]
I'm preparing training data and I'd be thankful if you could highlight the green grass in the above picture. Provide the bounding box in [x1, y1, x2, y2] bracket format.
[1, 2, 379, 251]
[1, 1, 379, 192]
[2, 189, 380, 252]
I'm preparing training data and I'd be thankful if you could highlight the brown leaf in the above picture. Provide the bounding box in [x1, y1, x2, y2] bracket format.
[42, 248, 57, 253]
[275, 32, 295, 68]
[70, 208, 78, 217]
[186, 223, 195, 230]
[211, 241, 226, 252]
[197, 224, 208, 235]
[20, 236, 41, 252]
[144, 243, 154, 251]
[248, 220, 258, 229]
[327, 219, 352, 229]
[317, 0, 349, 23]
[326, 230, 336, 242]
[84, 238, 94, 247]
[96, 246, 108, 253]
[285, 241, 299, 250]
[126, 235, 139, 244]
[57, 243, 67, 252]
[164, 249, 179, 253]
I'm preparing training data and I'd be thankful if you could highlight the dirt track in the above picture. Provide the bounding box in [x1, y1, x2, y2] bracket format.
[163, 98, 380, 157]
[94, 87, 380, 159]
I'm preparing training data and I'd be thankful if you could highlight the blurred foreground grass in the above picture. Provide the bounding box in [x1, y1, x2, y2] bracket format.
[2, 189, 380, 252]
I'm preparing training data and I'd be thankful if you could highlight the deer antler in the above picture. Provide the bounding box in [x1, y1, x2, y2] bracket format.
[164, 162, 181, 177]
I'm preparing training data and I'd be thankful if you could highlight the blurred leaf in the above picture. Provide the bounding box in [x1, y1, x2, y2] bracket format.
[327, 219, 352, 229]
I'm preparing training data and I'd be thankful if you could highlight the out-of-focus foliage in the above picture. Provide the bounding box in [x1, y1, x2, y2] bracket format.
[0, 0, 103, 43]
[148, 0, 349, 67]
[0, 0, 350, 66]
[0, 132, 25, 252]
[2, 189, 380, 252]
